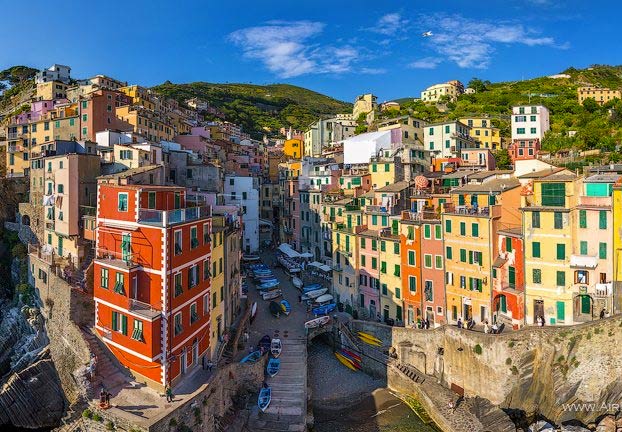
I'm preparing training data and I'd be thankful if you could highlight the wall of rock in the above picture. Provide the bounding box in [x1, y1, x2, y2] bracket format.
[352, 317, 622, 426]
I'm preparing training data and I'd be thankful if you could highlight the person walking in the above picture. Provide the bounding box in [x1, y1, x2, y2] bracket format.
[206, 359, 214, 372]
[600, 308, 606, 319]
[491, 322, 499, 334]
[484, 321, 490, 334]
[457, 318, 463, 329]
[165, 386, 174, 402]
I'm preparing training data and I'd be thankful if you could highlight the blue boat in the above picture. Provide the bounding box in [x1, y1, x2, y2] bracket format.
[240, 350, 262, 364]
[267, 358, 281, 377]
[302, 284, 322, 293]
[280, 299, 291, 315]
[258, 386, 271, 412]
[259, 281, 280, 290]
[255, 273, 276, 280]
[249, 263, 269, 269]
[313, 303, 337, 316]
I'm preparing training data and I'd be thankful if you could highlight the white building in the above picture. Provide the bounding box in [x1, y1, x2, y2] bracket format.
[425, 121, 476, 158]
[421, 80, 464, 103]
[342, 130, 395, 165]
[303, 117, 357, 157]
[511, 105, 550, 141]
[35, 64, 72, 84]
[224, 175, 260, 253]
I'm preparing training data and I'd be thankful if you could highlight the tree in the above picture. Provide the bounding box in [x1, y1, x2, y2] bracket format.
[494, 149, 512, 169]
[467, 78, 488, 93]
[582, 97, 600, 114]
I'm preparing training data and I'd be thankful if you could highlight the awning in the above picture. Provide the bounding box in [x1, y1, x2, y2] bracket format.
[278, 243, 300, 258]
[570, 255, 598, 269]
[492, 256, 507, 268]
[308, 261, 322, 268]
[300, 252, 314, 258]
[319, 265, 332, 272]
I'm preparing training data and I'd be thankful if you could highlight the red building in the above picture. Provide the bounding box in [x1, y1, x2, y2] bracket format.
[94, 181, 212, 390]
[81, 89, 133, 141]
[420, 219, 446, 327]
[400, 215, 422, 327]
[492, 227, 525, 329]
[508, 138, 541, 162]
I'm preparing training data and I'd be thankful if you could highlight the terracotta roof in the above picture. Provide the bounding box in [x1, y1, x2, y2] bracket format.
[450, 178, 520, 193]
[468, 170, 513, 180]
[518, 167, 569, 179]
[498, 226, 523, 237]
[98, 164, 162, 179]
[375, 181, 411, 193]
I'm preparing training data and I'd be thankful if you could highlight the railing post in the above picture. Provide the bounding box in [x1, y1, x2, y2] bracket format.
[163, 210, 168, 226]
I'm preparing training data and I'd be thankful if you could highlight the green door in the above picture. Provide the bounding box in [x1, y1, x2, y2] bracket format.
[383, 307, 389, 321]
[57, 236, 63, 256]
[347, 215, 352, 228]
[581, 296, 591, 314]
[121, 234, 131, 261]
[174, 192, 181, 209]
[556, 301, 565, 322]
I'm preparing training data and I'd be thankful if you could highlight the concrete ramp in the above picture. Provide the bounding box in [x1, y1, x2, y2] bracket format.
[248, 337, 308, 431]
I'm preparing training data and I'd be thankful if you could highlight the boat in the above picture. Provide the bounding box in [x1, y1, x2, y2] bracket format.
[313, 294, 334, 306]
[340, 348, 362, 364]
[254, 273, 276, 280]
[358, 334, 382, 347]
[270, 338, 282, 358]
[258, 386, 271, 412]
[258, 335, 271, 352]
[258, 281, 280, 290]
[250, 302, 258, 323]
[242, 255, 261, 262]
[304, 316, 330, 329]
[339, 349, 362, 369]
[292, 276, 303, 289]
[280, 299, 291, 315]
[334, 352, 357, 371]
[312, 303, 336, 316]
[357, 331, 382, 344]
[262, 290, 282, 301]
[240, 350, 262, 364]
[301, 288, 328, 301]
[266, 358, 281, 377]
[301, 283, 322, 293]
[269, 301, 281, 318]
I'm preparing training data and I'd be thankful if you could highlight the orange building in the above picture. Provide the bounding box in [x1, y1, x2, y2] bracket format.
[94, 182, 212, 390]
[400, 216, 422, 326]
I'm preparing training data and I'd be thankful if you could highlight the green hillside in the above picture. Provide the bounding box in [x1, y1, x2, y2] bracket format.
[383, 65, 622, 153]
[152, 81, 352, 139]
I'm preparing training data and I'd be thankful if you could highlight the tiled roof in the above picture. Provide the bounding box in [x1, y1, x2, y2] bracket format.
[98, 164, 161, 179]
[450, 178, 520, 193]
[375, 181, 411, 192]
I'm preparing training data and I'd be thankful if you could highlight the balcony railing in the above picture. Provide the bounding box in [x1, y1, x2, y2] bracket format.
[443, 203, 499, 217]
[7, 145, 24, 153]
[401, 210, 439, 221]
[138, 205, 211, 226]
[95, 248, 138, 268]
[128, 298, 162, 319]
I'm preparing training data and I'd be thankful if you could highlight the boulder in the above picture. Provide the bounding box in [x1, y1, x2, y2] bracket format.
[596, 415, 616, 432]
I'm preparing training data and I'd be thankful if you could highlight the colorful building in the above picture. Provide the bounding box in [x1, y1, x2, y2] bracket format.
[459, 117, 501, 150]
[492, 227, 525, 328]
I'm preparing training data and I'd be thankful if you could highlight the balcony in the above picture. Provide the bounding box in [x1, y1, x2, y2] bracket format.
[595, 283, 613, 298]
[344, 204, 361, 211]
[443, 203, 500, 218]
[380, 227, 399, 239]
[95, 248, 139, 269]
[570, 254, 598, 269]
[366, 205, 398, 215]
[7, 145, 24, 153]
[128, 298, 161, 320]
[8, 131, 25, 140]
[138, 205, 211, 226]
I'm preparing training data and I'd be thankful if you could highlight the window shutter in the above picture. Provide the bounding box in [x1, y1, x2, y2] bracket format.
[121, 315, 128, 335]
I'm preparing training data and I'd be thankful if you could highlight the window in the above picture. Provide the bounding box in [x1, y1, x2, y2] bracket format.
[541, 183, 566, 207]
[114, 273, 125, 294]
[188, 265, 199, 288]
[599, 210, 607, 229]
[132, 320, 143, 341]
[516, 128, 525, 134]
[575, 270, 588, 284]
[204, 223, 210, 244]
[460, 222, 466, 236]
[435, 255, 443, 269]
[533, 269, 542, 284]
[556, 271, 565, 287]
[148, 192, 156, 209]
[424, 254, 432, 268]
[471, 223, 479, 237]
[394, 265, 400, 277]
[446, 246, 453, 260]
[532, 242, 541, 258]
[372, 240, 377, 251]
[508, 266, 516, 288]
[380, 241, 386, 252]
[395, 287, 401, 299]
[530, 128, 537, 134]
[380, 261, 387, 274]
[203, 294, 209, 314]
[101, 268, 109, 289]
[409, 276, 417, 293]
[445, 220, 452, 233]
[407, 227, 414, 240]
[599, 242, 607, 259]
[361, 255, 366, 266]
[174, 273, 183, 297]
[554, 212, 563, 229]
[190, 226, 198, 249]
[190, 303, 198, 324]
[372, 257, 377, 269]
[556, 301, 565, 322]
[118, 193, 128, 211]
[578, 210, 587, 228]
[393, 242, 400, 254]
[556, 244, 565, 260]
[460, 249, 466, 263]
[203, 260, 211, 280]
[408, 251, 416, 265]
[424, 224, 431, 239]
[174, 230, 182, 255]
[174, 313, 183, 336]
[460, 276, 466, 288]
[111, 311, 127, 335]
[435, 225, 442, 240]
[361, 238, 366, 248]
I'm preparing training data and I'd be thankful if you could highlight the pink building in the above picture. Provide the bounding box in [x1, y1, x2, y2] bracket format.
[420, 219, 446, 327]
[358, 230, 381, 318]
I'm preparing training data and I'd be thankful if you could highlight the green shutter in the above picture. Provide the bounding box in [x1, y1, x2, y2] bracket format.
[532, 242, 541, 258]
[472, 223, 479, 237]
[408, 251, 415, 265]
[580, 241, 588, 255]
[554, 212, 563, 229]
[460, 222, 466, 236]
[460, 249, 466, 262]
[508, 267, 516, 287]
[121, 315, 128, 336]
[556, 244, 565, 260]
[556, 271, 565, 287]
[599, 210, 607, 229]
[445, 220, 452, 233]
[424, 224, 431, 238]
[381, 241, 386, 252]
[112, 311, 118, 331]
[500, 295, 507, 313]
[581, 296, 591, 314]
[446, 246, 452, 260]
[458, 195, 465, 205]
[599, 242, 607, 259]
[556, 301, 565, 321]
[541, 183, 565, 207]
[394, 242, 400, 254]
[506, 237, 512, 252]
[579, 210, 587, 228]
[361, 238, 366, 248]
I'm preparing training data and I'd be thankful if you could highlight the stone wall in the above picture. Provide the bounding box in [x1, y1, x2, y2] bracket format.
[351, 318, 622, 426]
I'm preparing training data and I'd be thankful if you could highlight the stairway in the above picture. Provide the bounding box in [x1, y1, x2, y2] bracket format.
[396, 362, 426, 384]
[247, 338, 308, 432]
[80, 327, 132, 400]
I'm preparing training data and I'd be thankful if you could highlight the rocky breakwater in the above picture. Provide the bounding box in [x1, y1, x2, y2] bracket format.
[353, 317, 622, 428]
[0, 302, 65, 429]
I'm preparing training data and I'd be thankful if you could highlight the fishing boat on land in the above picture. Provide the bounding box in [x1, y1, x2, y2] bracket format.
[357, 332, 382, 344]
[262, 290, 282, 301]
[258, 386, 271, 412]
[334, 351, 357, 371]
[301, 288, 328, 301]
[258, 280, 280, 290]
[302, 283, 322, 293]
[312, 303, 336, 316]
[250, 302, 258, 323]
[312, 294, 334, 307]
[280, 299, 291, 315]
[240, 350, 262, 364]
[304, 315, 330, 329]
[266, 358, 280, 377]
[242, 255, 261, 262]
[270, 338, 282, 358]
[292, 276, 303, 289]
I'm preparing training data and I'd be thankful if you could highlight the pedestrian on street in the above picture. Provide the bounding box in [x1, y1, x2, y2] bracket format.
[457, 318, 463, 329]
[491, 322, 499, 334]
[165, 386, 174, 402]
[600, 308, 606, 319]
[484, 321, 490, 334]
[206, 359, 214, 372]
[105, 392, 111, 408]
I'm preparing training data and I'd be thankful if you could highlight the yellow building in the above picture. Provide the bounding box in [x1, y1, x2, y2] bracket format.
[459, 117, 501, 149]
[378, 226, 404, 323]
[330, 197, 362, 307]
[578, 87, 621, 105]
[283, 138, 302, 159]
[116, 105, 175, 142]
[442, 179, 522, 324]
[369, 156, 403, 188]
[521, 168, 579, 325]
[35, 81, 68, 100]
[209, 222, 226, 357]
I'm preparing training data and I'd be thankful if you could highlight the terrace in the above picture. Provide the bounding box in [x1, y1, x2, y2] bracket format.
[442, 202, 501, 218]
[138, 206, 211, 227]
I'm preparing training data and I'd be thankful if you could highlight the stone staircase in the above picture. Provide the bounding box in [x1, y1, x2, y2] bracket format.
[80, 327, 132, 400]
[396, 362, 426, 384]
[247, 338, 307, 432]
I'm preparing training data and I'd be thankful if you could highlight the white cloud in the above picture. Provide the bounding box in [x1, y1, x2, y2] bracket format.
[229, 21, 360, 78]
[420, 14, 559, 69]
[371, 13, 409, 36]
[408, 57, 442, 69]
[360, 67, 387, 75]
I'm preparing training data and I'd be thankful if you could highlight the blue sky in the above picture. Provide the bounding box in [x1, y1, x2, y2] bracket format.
[1, 0, 620, 103]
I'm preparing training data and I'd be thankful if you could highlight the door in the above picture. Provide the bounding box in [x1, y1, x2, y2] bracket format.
[534, 300, 544, 323]
[480, 305, 487, 322]
[180, 351, 187, 375]
[408, 306, 414, 325]
[121, 233, 131, 261]
[132, 276, 138, 301]
[369, 300, 376, 319]
[57, 236, 63, 256]
[383, 306, 390, 321]
[193, 341, 199, 366]
[464, 304, 472, 320]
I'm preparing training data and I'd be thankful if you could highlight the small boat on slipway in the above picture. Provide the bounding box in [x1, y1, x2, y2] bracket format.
[269, 301, 282, 318]
[301, 288, 328, 301]
[304, 315, 330, 329]
[280, 299, 291, 315]
[312, 303, 336, 316]
[240, 350, 262, 364]
[270, 338, 282, 358]
[262, 290, 282, 301]
[267, 358, 280, 377]
[292, 276, 303, 289]
[258, 386, 271, 412]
